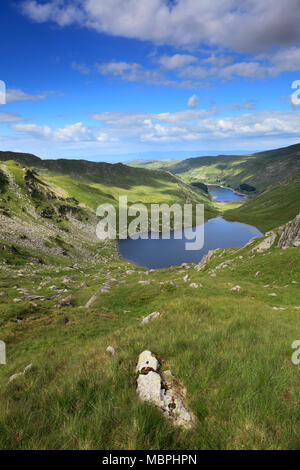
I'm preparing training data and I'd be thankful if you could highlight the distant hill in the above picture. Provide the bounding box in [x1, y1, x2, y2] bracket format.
[225, 169, 300, 232]
[129, 143, 300, 193]
[0, 150, 216, 215]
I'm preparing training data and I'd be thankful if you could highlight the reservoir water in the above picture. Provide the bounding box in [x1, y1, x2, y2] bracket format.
[208, 185, 245, 202]
[118, 217, 262, 269]
[118, 186, 261, 269]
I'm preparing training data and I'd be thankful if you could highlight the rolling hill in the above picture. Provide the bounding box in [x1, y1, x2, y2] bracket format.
[224, 169, 300, 232]
[129, 143, 300, 194]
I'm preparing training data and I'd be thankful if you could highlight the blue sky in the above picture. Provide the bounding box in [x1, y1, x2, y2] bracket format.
[0, 0, 300, 161]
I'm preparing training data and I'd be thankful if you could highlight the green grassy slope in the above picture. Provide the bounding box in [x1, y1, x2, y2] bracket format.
[225, 170, 300, 232]
[0, 152, 217, 218]
[1, 150, 300, 450]
[129, 143, 300, 194]
[1, 230, 300, 449]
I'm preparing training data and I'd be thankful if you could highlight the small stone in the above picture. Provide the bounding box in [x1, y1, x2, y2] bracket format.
[106, 346, 116, 356]
[141, 311, 161, 325]
[231, 285, 241, 292]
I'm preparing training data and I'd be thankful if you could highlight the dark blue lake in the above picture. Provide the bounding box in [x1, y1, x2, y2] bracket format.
[209, 185, 245, 202]
[118, 217, 262, 269]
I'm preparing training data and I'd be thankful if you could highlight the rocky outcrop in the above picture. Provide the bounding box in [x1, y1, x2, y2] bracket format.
[277, 213, 300, 249]
[195, 249, 216, 271]
[252, 232, 277, 253]
[136, 351, 194, 429]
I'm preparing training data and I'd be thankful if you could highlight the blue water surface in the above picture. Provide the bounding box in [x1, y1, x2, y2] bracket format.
[118, 217, 262, 269]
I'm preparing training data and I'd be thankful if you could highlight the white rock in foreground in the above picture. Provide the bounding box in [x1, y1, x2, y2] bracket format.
[136, 350, 159, 373]
[136, 351, 194, 429]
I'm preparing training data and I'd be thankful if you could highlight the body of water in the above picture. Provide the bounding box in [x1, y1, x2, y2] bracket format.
[209, 185, 245, 202]
[118, 217, 262, 269]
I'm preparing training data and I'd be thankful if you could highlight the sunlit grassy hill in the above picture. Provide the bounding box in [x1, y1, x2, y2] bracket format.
[225, 170, 300, 232]
[0, 151, 215, 212]
[1, 148, 300, 450]
[129, 143, 300, 194]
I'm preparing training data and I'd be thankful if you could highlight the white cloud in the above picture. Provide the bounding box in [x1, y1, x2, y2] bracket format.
[6, 88, 52, 103]
[187, 94, 199, 108]
[21, 0, 300, 53]
[11, 122, 112, 143]
[159, 54, 198, 70]
[96, 61, 183, 87]
[0, 111, 23, 123]
[88, 107, 300, 143]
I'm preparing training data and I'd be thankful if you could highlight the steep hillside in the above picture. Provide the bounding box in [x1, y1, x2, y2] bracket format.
[1, 150, 300, 450]
[225, 170, 300, 232]
[0, 211, 300, 449]
[129, 143, 300, 194]
[0, 156, 217, 262]
[0, 151, 216, 214]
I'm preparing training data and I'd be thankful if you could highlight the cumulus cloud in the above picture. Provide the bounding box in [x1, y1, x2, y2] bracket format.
[19, 1, 300, 85]
[88, 106, 300, 143]
[140, 111, 300, 142]
[20, 0, 300, 53]
[11, 122, 111, 143]
[8, 106, 300, 151]
[187, 94, 199, 108]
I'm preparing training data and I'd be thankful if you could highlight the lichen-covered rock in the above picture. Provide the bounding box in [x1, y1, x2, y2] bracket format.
[137, 371, 164, 406]
[135, 351, 194, 429]
[136, 351, 159, 373]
